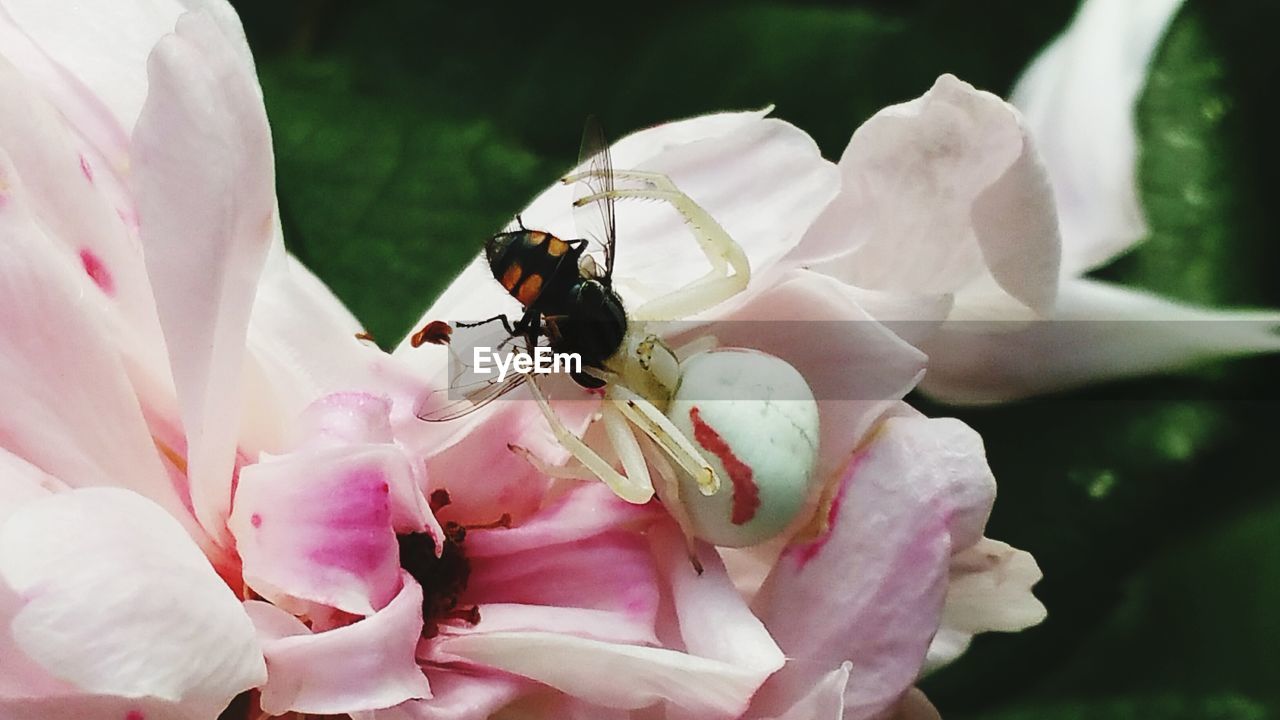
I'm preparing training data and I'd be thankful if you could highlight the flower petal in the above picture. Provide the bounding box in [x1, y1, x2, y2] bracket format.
[759, 663, 850, 720]
[428, 631, 773, 719]
[0, 488, 264, 717]
[919, 277, 1280, 404]
[245, 572, 431, 715]
[0, 149, 198, 535]
[229, 444, 420, 615]
[464, 533, 661, 645]
[925, 538, 1046, 672]
[806, 74, 1060, 315]
[1012, 0, 1186, 274]
[652, 527, 784, 720]
[133, 10, 277, 544]
[751, 413, 996, 720]
[356, 669, 527, 720]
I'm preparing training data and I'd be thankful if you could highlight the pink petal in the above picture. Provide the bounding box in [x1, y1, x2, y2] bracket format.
[133, 10, 277, 545]
[0, 448, 62, 528]
[751, 414, 996, 720]
[651, 527, 784, 720]
[464, 532, 660, 645]
[428, 631, 777, 719]
[0, 488, 264, 717]
[462, 483, 655, 559]
[0, 58, 163, 345]
[1013, 0, 1186, 274]
[0, 694, 197, 720]
[804, 74, 1060, 315]
[0, 151, 199, 538]
[919, 277, 1280, 404]
[354, 669, 527, 720]
[245, 572, 431, 715]
[228, 445, 420, 615]
[758, 663, 850, 720]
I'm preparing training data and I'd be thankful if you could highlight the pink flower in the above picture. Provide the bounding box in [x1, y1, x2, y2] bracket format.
[1, 3, 1051, 720]
[403, 76, 1050, 717]
[0, 3, 791, 719]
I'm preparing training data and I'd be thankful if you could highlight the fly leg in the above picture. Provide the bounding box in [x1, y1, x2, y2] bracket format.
[563, 169, 750, 321]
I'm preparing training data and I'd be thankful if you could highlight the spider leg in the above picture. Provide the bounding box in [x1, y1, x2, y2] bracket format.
[637, 432, 703, 574]
[608, 383, 721, 496]
[525, 375, 654, 504]
[565, 169, 750, 321]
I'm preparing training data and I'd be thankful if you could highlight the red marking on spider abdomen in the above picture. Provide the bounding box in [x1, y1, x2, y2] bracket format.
[688, 407, 759, 525]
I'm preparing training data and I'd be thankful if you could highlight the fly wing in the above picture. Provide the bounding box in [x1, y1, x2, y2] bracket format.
[415, 322, 535, 422]
[572, 115, 617, 279]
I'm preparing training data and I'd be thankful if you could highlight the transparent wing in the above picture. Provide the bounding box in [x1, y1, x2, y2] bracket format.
[415, 323, 537, 422]
[572, 115, 617, 279]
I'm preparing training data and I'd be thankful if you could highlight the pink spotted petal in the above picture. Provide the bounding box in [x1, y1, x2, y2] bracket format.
[245, 572, 431, 716]
[751, 414, 997, 720]
[0, 488, 264, 717]
[133, 10, 277, 545]
[0, 150, 201, 539]
[229, 444, 420, 615]
[805, 74, 1061, 315]
[1013, 0, 1186, 274]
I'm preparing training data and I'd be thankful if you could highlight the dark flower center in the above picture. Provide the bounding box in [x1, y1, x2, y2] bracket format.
[397, 489, 510, 637]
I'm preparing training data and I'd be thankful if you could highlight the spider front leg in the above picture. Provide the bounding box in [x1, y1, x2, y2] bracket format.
[607, 382, 721, 496]
[563, 169, 751, 322]
[523, 375, 654, 504]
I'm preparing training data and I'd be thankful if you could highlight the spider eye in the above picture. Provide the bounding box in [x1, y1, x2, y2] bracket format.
[664, 349, 820, 547]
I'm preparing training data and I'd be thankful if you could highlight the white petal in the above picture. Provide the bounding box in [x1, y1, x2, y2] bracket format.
[0, 488, 264, 716]
[133, 10, 277, 544]
[1012, 0, 1186, 274]
[808, 74, 1060, 315]
[924, 538, 1046, 672]
[919, 277, 1280, 404]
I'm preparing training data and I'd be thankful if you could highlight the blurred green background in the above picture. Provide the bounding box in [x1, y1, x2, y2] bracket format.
[227, 1, 1280, 717]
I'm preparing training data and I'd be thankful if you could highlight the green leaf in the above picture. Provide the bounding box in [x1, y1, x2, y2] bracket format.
[261, 58, 557, 344]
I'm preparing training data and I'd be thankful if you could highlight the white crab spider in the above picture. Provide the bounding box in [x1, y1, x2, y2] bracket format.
[514, 169, 822, 551]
